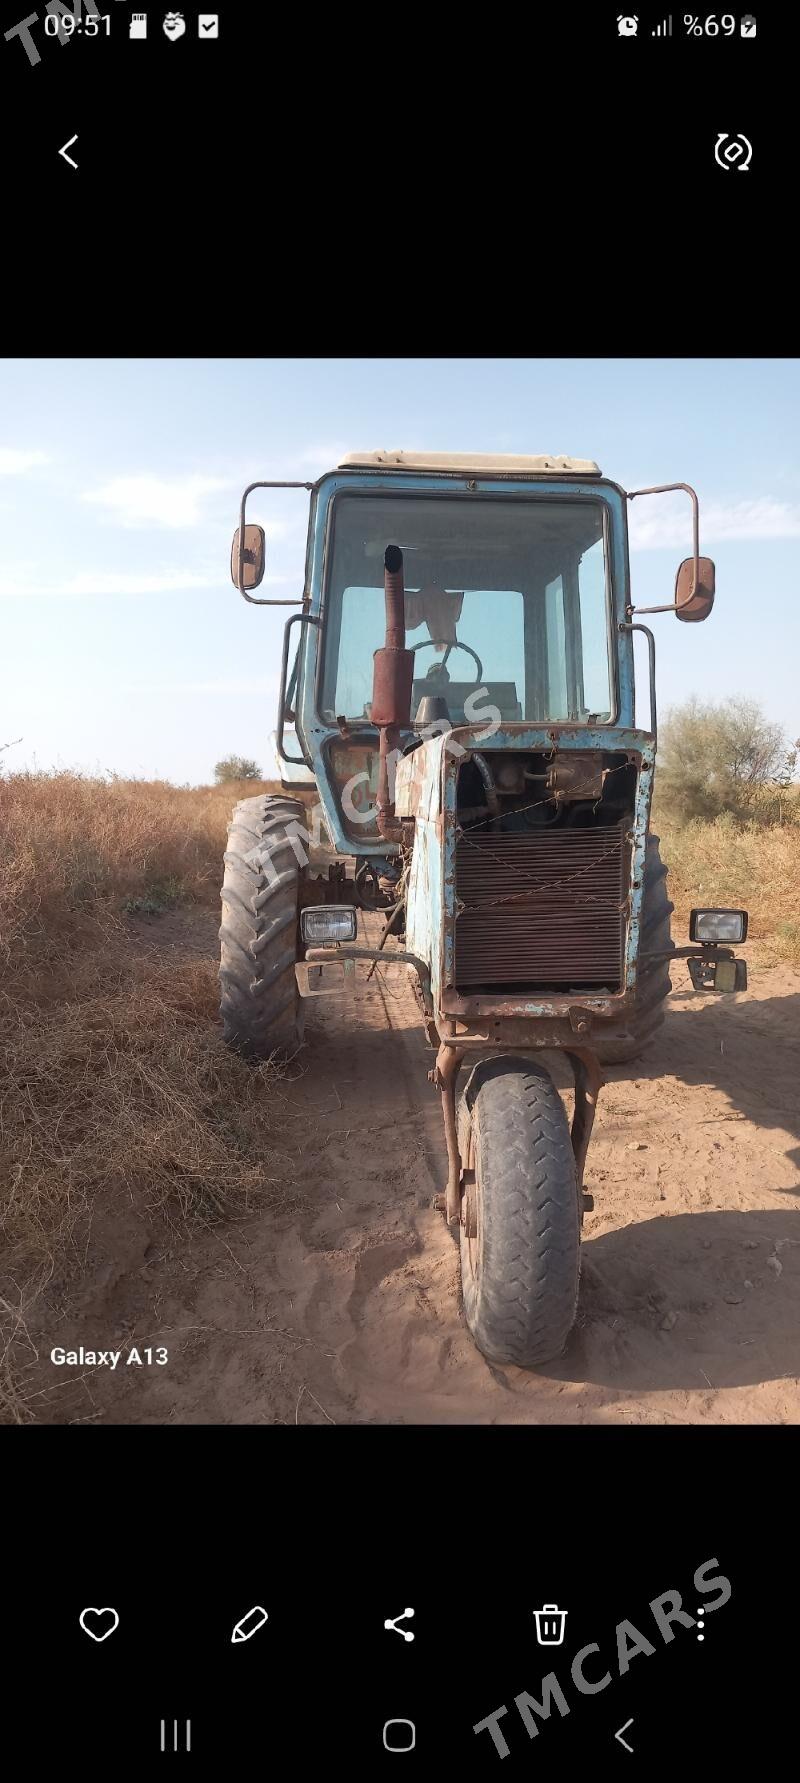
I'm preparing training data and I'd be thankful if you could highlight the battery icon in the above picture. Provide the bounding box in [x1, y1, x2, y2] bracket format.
[741, 13, 756, 34]
[533, 1604, 567, 1646]
[231, 1605, 269, 1644]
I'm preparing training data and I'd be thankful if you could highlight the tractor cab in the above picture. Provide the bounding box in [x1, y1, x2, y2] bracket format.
[277, 453, 636, 853]
[315, 473, 613, 734]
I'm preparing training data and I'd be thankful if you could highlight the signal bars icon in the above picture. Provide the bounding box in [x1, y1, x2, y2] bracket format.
[652, 14, 673, 31]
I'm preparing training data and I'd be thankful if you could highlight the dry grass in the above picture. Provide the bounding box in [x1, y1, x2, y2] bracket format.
[1, 770, 797, 1418]
[0, 772, 295, 1421]
[656, 809, 800, 964]
[0, 772, 282, 978]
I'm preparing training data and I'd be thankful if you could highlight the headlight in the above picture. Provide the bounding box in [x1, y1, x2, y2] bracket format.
[689, 908, 748, 945]
[301, 905, 357, 945]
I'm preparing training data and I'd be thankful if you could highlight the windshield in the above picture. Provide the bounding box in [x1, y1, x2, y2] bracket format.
[319, 492, 614, 726]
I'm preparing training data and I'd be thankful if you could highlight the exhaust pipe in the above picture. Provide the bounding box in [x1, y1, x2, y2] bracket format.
[382, 543, 408, 648]
[371, 546, 414, 841]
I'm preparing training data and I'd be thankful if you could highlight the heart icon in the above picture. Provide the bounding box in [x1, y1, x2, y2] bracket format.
[163, 11, 186, 38]
[80, 1607, 120, 1643]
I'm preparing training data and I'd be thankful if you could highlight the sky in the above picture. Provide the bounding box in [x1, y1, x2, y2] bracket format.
[0, 357, 797, 784]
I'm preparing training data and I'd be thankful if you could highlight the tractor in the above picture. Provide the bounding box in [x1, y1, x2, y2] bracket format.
[221, 451, 748, 1369]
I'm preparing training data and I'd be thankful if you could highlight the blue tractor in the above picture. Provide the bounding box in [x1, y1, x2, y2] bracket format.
[221, 451, 748, 1368]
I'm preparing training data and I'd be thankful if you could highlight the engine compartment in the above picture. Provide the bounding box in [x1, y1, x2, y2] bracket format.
[456, 748, 638, 829]
[453, 750, 638, 995]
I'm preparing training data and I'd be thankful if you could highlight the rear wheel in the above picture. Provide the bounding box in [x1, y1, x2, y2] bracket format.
[592, 830, 674, 1065]
[458, 1056, 580, 1368]
[219, 794, 305, 1059]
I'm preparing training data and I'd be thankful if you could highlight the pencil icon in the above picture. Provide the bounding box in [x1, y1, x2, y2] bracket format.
[231, 1605, 269, 1644]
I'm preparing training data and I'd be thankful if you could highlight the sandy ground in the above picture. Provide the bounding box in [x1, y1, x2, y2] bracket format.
[28, 913, 800, 1426]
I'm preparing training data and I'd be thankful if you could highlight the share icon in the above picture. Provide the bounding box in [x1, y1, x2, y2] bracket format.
[384, 1607, 415, 1642]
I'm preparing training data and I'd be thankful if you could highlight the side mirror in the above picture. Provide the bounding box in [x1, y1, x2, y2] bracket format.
[230, 523, 266, 591]
[675, 555, 715, 622]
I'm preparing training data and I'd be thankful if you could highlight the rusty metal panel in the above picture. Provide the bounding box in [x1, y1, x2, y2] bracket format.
[395, 734, 449, 824]
[454, 823, 628, 989]
[296, 958, 356, 996]
[394, 746, 427, 818]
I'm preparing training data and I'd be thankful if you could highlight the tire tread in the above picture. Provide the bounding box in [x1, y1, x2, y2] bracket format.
[459, 1056, 580, 1367]
[218, 794, 305, 1058]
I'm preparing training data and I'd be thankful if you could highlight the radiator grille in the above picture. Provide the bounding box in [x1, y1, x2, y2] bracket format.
[454, 821, 628, 990]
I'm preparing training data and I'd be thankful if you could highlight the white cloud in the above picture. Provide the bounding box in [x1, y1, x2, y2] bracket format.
[82, 472, 231, 529]
[82, 474, 296, 543]
[0, 448, 50, 475]
[629, 494, 800, 549]
[0, 568, 217, 598]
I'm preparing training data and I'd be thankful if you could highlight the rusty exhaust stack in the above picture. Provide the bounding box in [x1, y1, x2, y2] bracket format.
[382, 543, 406, 649]
[371, 545, 414, 841]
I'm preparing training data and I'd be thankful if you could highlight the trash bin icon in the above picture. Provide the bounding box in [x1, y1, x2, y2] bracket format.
[533, 1604, 567, 1646]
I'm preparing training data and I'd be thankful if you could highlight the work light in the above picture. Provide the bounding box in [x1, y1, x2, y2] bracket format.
[689, 908, 748, 945]
[301, 906, 357, 945]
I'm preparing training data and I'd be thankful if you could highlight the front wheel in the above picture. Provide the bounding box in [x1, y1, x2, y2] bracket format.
[219, 793, 305, 1059]
[458, 1056, 580, 1368]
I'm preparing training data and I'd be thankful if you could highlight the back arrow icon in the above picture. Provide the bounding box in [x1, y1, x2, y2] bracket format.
[59, 134, 78, 169]
[615, 1717, 634, 1753]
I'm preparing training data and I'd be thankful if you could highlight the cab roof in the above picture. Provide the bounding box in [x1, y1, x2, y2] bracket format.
[337, 450, 602, 477]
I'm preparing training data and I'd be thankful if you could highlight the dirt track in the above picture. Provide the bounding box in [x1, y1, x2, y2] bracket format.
[34, 913, 800, 1425]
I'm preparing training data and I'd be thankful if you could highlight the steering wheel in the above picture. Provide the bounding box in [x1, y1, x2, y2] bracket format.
[411, 638, 484, 683]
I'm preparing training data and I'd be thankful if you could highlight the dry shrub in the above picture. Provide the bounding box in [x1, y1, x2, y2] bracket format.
[656, 697, 796, 825]
[656, 810, 800, 964]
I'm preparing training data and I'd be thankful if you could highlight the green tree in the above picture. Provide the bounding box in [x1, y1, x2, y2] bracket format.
[213, 755, 262, 784]
[657, 697, 795, 823]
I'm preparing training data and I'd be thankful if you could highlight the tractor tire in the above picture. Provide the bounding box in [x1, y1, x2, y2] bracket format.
[458, 1055, 581, 1368]
[219, 793, 305, 1060]
[592, 830, 675, 1066]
